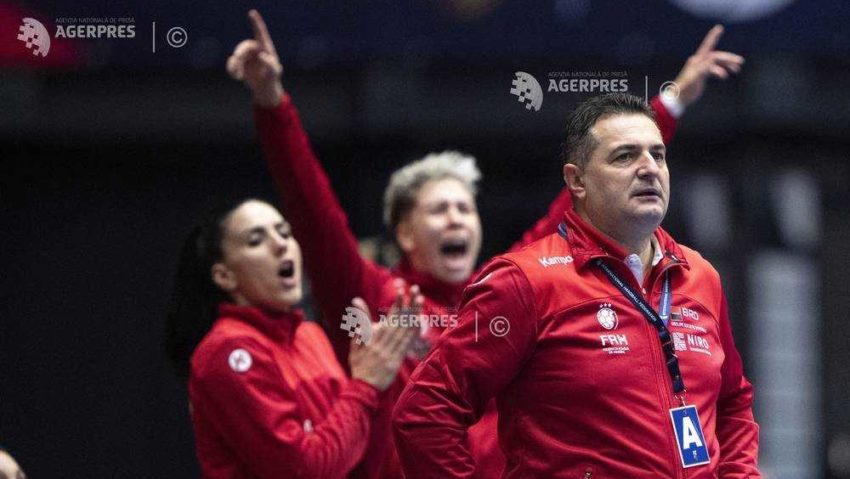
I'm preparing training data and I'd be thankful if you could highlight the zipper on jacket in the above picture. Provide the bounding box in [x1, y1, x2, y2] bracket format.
[583, 467, 592, 478]
[649, 259, 686, 479]
[594, 254, 687, 479]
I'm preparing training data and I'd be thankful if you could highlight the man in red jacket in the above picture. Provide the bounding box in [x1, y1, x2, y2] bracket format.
[392, 93, 760, 478]
[228, 10, 744, 478]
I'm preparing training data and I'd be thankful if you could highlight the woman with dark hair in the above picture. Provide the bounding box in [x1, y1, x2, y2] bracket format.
[165, 198, 416, 479]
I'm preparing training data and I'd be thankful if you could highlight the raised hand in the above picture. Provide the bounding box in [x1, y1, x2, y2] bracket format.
[669, 25, 745, 108]
[387, 281, 430, 359]
[348, 296, 418, 392]
[226, 9, 284, 108]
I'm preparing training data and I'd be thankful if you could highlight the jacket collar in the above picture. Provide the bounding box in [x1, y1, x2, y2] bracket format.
[217, 303, 304, 343]
[560, 208, 688, 272]
[393, 256, 465, 309]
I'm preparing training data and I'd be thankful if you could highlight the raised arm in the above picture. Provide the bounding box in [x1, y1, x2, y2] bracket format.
[503, 25, 744, 255]
[227, 10, 393, 355]
[392, 260, 538, 477]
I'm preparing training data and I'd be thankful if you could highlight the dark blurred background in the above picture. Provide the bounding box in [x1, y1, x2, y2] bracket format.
[1, 0, 848, 477]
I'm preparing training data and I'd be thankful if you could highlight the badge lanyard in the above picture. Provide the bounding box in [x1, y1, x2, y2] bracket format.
[594, 258, 684, 399]
[595, 258, 711, 468]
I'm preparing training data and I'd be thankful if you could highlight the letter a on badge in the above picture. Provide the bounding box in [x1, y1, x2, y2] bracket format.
[669, 405, 710, 468]
[681, 417, 703, 449]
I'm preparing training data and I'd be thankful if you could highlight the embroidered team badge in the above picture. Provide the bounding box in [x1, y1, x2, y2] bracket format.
[228, 348, 252, 372]
[597, 303, 618, 330]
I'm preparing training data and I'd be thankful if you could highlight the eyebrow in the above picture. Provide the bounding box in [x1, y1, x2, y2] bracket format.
[238, 221, 289, 238]
[422, 198, 473, 208]
[610, 143, 666, 154]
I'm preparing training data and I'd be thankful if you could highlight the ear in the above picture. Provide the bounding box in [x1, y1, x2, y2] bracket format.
[563, 163, 586, 202]
[395, 219, 415, 255]
[211, 262, 238, 292]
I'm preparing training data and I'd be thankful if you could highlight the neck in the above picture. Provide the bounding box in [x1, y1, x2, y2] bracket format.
[576, 209, 655, 263]
[627, 236, 654, 266]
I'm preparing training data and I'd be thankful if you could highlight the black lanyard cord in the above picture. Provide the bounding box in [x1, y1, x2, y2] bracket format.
[594, 258, 685, 395]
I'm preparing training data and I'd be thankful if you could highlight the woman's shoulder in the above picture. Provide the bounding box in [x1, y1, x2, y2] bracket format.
[190, 318, 271, 378]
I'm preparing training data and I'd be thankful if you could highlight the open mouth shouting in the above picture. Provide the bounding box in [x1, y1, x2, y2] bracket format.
[278, 259, 298, 288]
[440, 238, 469, 259]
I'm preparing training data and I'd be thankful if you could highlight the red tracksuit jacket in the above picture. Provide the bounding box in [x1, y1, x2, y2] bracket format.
[253, 96, 678, 478]
[392, 208, 760, 478]
[189, 304, 381, 479]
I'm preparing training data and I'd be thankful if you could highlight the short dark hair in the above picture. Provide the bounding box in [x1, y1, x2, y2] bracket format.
[560, 93, 657, 168]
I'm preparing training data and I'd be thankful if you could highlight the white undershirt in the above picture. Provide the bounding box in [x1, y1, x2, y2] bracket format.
[623, 235, 663, 285]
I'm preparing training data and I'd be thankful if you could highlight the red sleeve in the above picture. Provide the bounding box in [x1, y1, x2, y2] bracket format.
[498, 95, 675, 257]
[650, 95, 678, 145]
[715, 293, 762, 478]
[254, 98, 393, 360]
[192, 336, 380, 479]
[392, 260, 538, 478]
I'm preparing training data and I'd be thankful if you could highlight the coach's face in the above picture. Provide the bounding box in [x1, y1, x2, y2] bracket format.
[564, 113, 669, 238]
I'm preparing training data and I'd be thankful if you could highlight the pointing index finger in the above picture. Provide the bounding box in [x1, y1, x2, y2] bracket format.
[696, 24, 724, 56]
[248, 9, 277, 56]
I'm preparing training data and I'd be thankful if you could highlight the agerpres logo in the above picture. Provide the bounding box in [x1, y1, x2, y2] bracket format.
[538, 255, 573, 268]
[547, 71, 629, 93]
[511, 69, 636, 113]
[15, 15, 187, 58]
[17, 18, 50, 57]
[54, 16, 136, 38]
[340, 305, 373, 345]
[509, 71, 543, 112]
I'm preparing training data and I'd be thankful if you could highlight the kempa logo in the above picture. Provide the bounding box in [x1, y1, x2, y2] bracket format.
[341, 306, 373, 345]
[538, 255, 573, 268]
[17, 18, 50, 57]
[510, 71, 543, 112]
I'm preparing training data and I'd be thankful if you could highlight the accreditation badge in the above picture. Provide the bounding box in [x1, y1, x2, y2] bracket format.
[669, 405, 710, 468]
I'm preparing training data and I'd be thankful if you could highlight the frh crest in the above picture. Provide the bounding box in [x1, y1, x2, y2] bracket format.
[597, 303, 618, 330]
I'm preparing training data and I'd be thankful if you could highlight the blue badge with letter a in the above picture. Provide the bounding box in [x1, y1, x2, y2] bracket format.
[669, 405, 710, 468]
